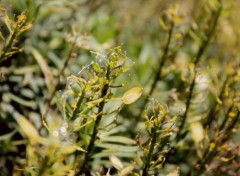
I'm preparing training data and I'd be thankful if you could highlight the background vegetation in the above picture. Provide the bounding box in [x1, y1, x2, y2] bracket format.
[0, 0, 239, 175]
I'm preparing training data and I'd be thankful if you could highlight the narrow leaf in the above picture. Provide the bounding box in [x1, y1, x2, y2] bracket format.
[109, 155, 123, 170]
[16, 114, 39, 142]
[30, 47, 55, 92]
[96, 143, 139, 152]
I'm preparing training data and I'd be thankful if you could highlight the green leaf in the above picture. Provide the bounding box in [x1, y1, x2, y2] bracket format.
[29, 47, 55, 92]
[0, 130, 16, 141]
[93, 151, 136, 158]
[7, 93, 37, 108]
[99, 136, 136, 145]
[96, 143, 139, 152]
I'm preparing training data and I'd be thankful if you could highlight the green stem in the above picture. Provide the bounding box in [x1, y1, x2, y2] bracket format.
[194, 147, 218, 176]
[0, 27, 18, 63]
[71, 89, 85, 120]
[37, 156, 50, 176]
[222, 109, 240, 142]
[204, 76, 228, 127]
[0, 15, 28, 64]
[177, 2, 222, 138]
[140, 21, 174, 117]
[79, 66, 110, 174]
[194, 2, 222, 65]
[219, 105, 233, 131]
[177, 71, 196, 137]
[148, 21, 174, 97]
[142, 128, 157, 176]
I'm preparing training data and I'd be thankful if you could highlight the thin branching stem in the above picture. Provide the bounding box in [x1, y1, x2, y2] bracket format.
[0, 20, 25, 63]
[223, 110, 240, 141]
[148, 21, 174, 97]
[177, 2, 222, 137]
[142, 128, 157, 176]
[194, 2, 222, 65]
[140, 21, 174, 117]
[204, 75, 228, 127]
[79, 66, 111, 174]
[192, 110, 239, 176]
[177, 71, 196, 136]
[219, 104, 234, 131]
[71, 89, 85, 120]
[0, 31, 17, 63]
[190, 109, 239, 176]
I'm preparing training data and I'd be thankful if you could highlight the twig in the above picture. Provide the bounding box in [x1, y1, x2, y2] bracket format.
[177, 2, 222, 138]
[139, 21, 174, 117]
[204, 76, 228, 127]
[142, 128, 157, 176]
[71, 88, 85, 120]
[79, 66, 111, 174]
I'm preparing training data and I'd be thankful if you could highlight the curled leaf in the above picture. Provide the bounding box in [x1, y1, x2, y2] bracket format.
[122, 87, 142, 104]
[159, 17, 169, 31]
[216, 96, 222, 105]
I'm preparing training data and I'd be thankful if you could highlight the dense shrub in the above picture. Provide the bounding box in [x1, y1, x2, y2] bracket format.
[0, 0, 239, 175]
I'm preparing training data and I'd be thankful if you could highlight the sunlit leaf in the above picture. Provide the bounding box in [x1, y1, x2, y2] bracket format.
[96, 143, 139, 152]
[109, 155, 123, 170]
[93, 151, 136, 158]
[106, 169, 111, 176]
[190, 122, 204, 143]
[166, 167, 180, 176]
[221, 157, 233, 162]
[119, 164, 135, 176]
[99, 136, 136, 145]
[122, 87, 142, 104]
[228, 112, 235, 118]
[16, 114, 40, 142]
[59, 142, 86, 154]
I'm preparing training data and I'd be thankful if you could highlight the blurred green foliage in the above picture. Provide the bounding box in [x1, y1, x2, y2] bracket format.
[0, 0, 239, 175]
